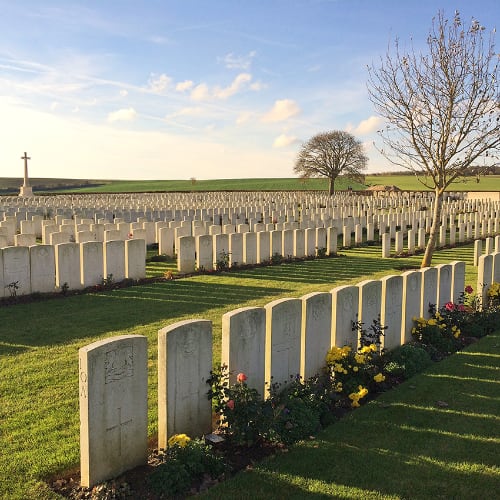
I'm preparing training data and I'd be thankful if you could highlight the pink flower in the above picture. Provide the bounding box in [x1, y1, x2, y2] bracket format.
[457, 304, 466, 312]
[226, 399, 235, 410]
[236, 373, 248, 383]
[445, 302, 455, 311]
[465, 285, 473, 294]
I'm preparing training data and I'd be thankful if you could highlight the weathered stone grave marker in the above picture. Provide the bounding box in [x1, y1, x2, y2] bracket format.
[79, 335, 148, 487]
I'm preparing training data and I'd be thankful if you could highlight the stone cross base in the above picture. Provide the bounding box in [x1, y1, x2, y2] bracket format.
[19, 185, 34, 197]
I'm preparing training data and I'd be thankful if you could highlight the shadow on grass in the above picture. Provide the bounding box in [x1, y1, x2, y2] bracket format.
[226, 253, 418, 285]
[0, 280, 285, 350]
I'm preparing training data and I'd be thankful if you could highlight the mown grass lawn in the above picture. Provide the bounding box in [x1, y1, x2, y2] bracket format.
[0, 243, 480, 499]
[3, 173, 499, 194]
[201, 329, 500, 500]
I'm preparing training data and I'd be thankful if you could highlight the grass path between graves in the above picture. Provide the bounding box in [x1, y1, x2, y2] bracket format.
[201, 328, 500, 500]
[0, 244, 480, 499]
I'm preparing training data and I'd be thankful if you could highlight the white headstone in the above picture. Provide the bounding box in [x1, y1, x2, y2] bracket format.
[196, 234, 213, 271]
[265, 298, 302, 392]
[450, 260, 466, 304]
[331, 285, 359, 347]
[222, 307, 266, 396]
[104, 240, 126, 282]
[229, 232, 243, 267]
[357, 279, 382, 346]
[243, 232, 257, 265]
[477, 254, 493, 309]
[30, 245, 56, 293]
[293, 229, 305, 258]
[3, 246, 31, 297]
[81, 241, 104, 288]
[380, 275, 403, 350]
[125, 238, 146, 280]
[79, 335, 148, 487]
[158, 320, 212, 449]
[257, 231, 270, 263]
[301, 292, 332, 379]
[420, 267, 438, 318]
[401, 270, 422, 343]
[435, 263, 453, 307]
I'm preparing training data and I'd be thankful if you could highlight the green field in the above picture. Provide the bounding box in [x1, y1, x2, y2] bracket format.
[0, 243, 481, 499]
[2, 174, 499, 194]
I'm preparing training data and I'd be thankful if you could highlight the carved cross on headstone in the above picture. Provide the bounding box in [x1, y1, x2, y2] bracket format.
[106, 407, 132, 456]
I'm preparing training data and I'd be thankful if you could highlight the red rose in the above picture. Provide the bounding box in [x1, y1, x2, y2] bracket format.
[236, 373, 248, 383]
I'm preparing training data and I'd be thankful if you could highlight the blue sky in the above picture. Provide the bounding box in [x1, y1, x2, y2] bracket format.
[0, 0, 498, 180]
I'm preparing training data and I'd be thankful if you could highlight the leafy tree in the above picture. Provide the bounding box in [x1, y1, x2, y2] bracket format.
[294, 130, 368, 195]
[368, 11, 499, 267]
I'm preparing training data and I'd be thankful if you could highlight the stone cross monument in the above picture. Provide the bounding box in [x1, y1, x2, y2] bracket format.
[19, 152, 34, 197]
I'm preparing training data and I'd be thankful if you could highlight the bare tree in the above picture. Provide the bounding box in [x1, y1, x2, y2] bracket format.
[368, 11, 499, 267]
[294, 130, 368, 195]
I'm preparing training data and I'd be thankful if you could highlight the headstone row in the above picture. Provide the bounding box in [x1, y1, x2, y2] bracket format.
[79, 260, 465, 486]
[0, 239, 145, 297]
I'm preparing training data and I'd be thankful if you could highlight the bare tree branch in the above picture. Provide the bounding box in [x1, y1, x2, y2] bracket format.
[367, 10, 499, 267]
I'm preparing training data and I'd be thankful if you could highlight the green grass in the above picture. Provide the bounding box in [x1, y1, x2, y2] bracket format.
[201, 330, 500, 500]
[365, 174, 500, 192]
[0, 244, 479, 498]
[53, 177, 365, 193]
[3, 173, 499, 194]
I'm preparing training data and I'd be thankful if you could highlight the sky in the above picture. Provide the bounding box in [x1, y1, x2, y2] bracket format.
[0, 0, 498, 180]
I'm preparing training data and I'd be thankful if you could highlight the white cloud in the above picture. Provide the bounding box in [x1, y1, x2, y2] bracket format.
[250, 81, 266, 91]
[273, 133, 299, 148]
[353, 115, 384, 135]
[190, 83, 210, 101]
[148, 73, 172, 93]
[214, 73, 251, 99]
[107, 107, 137, 122]
[220, 51, 256, 69]
[236, 111, 254, 125]
[262, 99, 300, 122]
[176, 80, 194, 92]
[119, 89, 128, 97]
[170, 107, 203, 118]
[149, 35, 170, 45]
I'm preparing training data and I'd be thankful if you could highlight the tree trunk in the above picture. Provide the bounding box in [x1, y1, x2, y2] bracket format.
[421, 188, 443, 268]
[328, 177, 335, 195]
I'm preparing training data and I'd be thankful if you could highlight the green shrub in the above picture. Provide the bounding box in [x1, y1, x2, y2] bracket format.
[384, 344, 432, 379]
[149, 438, 226, 497]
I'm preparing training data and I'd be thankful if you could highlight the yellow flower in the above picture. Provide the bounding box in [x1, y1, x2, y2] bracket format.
[168, 433, 191, 448]
[354, 353, 366, 364]
[358, 387, 368, 398]
[351, 400, 360, 408]
[374, 373, 385, 383]
[353, 366, 359, 372]
[428, 318, 437, 326]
